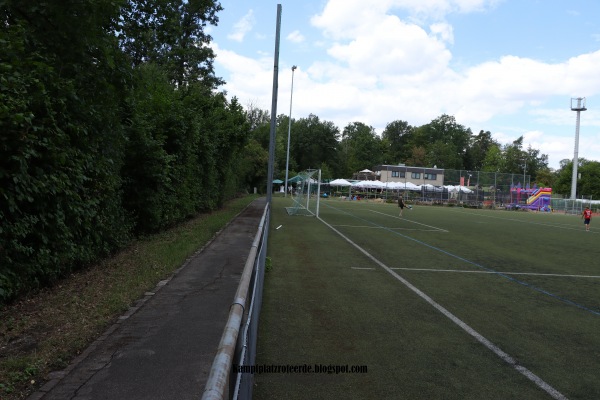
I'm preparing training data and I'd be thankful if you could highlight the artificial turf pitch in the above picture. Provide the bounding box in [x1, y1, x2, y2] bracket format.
[253, 196, 600, 400]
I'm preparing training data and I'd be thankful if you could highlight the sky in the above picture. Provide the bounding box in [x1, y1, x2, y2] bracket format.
[206, 0, 600, 170]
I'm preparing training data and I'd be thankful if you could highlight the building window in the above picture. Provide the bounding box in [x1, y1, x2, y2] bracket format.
[411, 172, 421, 179]
[392, 171, 399, 177]
[424, 173, 437, 180]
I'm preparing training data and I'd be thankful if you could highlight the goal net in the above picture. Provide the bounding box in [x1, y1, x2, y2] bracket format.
[286, 169, 321, 216]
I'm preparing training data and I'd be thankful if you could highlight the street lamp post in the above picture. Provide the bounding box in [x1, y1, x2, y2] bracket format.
[522, 157, 527, 189]
[284, 65, 297, 197]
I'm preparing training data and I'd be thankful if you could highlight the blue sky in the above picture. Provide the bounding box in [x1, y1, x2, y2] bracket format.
[207, 0, 600, 170]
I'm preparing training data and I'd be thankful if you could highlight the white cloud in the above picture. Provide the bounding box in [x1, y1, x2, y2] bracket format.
[430, 22, 454, 44]
[287, 30, 305, 43]
[213, 0, 600, 168]
[228, 10, 255, 42]
[311, 0, 502, 36]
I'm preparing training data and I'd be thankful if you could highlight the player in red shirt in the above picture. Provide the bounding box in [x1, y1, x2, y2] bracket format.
[582, 207, 592, 231]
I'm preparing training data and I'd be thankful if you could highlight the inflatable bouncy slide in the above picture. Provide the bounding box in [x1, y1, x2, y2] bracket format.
[509, 185, 552, 211]
[525, 187, 552, 211]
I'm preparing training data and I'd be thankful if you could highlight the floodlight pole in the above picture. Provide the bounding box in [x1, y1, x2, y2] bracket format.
[284, 65, 297, 197]
[570, 97, 587, 200]
[266, 5, 282, 206]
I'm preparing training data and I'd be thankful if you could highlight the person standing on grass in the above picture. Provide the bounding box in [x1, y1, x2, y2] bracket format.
[398, 195, 405, 216]
[582, 206, 592, 231]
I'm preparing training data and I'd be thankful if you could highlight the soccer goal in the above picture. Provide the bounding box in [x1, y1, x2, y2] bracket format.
[286, 169, 321, 216]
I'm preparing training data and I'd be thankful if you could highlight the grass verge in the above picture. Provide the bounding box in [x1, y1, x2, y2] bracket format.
[0, 194, 259, 400]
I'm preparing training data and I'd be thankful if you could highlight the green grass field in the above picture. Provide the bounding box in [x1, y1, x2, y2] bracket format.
[254, 196, 600, 400]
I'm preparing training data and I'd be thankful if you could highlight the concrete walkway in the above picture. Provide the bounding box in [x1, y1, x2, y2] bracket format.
[29, 197, 267, 400]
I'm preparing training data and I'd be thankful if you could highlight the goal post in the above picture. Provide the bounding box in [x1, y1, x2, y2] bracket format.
[286, 169, 321, 216]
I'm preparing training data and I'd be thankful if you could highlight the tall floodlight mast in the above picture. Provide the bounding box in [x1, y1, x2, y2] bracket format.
[284, 66, 297, 197]
[570, 97, 587, 200]
[266, 5, 282, 205]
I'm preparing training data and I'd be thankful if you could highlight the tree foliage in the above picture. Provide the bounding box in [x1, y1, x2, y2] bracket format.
[118, 0, 224, 87]
[292, 114, 340, 174]
[1, 0, 131, 301]
[381, 120, 413, 164]
[553, 159, 600, 198]
[1, 0, 247, 304]
[340, 122, 383, 176]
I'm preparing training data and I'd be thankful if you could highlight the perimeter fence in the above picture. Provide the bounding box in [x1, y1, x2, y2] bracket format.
[202, 202, 270, 400]
[439, 169, 532, 208]
[308, 169, 600, 212]
[364, 170, 534, 208]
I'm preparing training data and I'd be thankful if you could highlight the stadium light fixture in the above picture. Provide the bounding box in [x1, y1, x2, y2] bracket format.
[570, 97, 587, 200]
[284, 65, 297, 197]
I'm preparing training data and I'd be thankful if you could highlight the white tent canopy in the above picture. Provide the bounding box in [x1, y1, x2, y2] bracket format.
[404, 182, 421, 191]
[352, 180, 386, 189]
[455, 185, 473, 193]
[329, 178, 352, 186]
[421, 184, 443, 192]
[384, 181, 405, 190]
[378, 181, 421, 191]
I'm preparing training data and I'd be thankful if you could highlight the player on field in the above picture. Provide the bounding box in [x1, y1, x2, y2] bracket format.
[582, 206, 592, 231]
[398, 195, 405, 217]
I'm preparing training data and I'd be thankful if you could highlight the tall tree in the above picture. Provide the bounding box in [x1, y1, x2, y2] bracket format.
[481, 144, 505, 172]
[381, 120, 414, 164]
[465, 130, 498, 171]
[404, 146, 427, 167]
[502, 136, 526, 175]
[410, 114, 472, 169]
[553, 158, 600, 198]
[245, 103, 270, 131]
[291, 114, 341, 174]
[340, 122, 384, 176]
[118, 0, 224, 87]
[524, 145, 549, 183]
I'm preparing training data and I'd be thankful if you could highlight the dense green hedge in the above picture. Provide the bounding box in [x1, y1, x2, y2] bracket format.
[121, 65, 248, 233]
[0, 3, 250, 304]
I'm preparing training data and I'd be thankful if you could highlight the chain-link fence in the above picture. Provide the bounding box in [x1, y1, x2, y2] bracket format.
[550, 197, 600, 215]
[389, 169, 533, 208]
[328, 169, 599, 211]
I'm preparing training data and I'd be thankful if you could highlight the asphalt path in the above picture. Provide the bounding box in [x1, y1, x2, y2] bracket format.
[28, 197, 267, 400]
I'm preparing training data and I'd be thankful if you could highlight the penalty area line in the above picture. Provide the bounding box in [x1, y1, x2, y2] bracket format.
[318, 215, 567, 400]
[392, 267, 600, 279]
[331, 224, 443, 232]
[368, 209, 448, 232]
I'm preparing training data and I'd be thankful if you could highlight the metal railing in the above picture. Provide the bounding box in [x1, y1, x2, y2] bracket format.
[202, 202, 270, 400]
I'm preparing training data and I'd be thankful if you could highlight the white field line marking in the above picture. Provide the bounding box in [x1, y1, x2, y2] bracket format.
[331, 224, 442, 232]
[351, 267, 376, 270]
[327, 201, 600, 316]
[318, 215, 568, 400]
[368, 209, 448, 232]
[392, 267, 600, 279]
